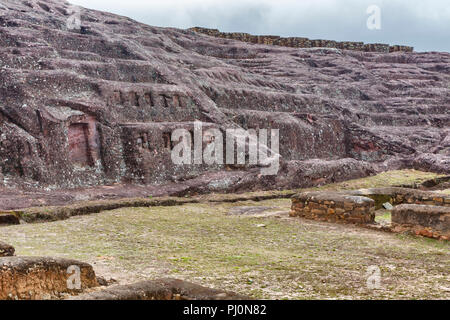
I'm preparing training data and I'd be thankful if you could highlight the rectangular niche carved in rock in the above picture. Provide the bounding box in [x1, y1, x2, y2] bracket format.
[68, 123, 94, 166]
[163, 132, 173, 150]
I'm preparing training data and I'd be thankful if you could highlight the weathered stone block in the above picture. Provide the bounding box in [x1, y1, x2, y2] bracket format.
[0, 213, 20, 225]
[311, 209, 325, 215]
[343, 202, 354, 210]
[392, 204, 450, 240]
[190, 27, 413, 52]
[0, 257, 98, 300]
[291, 192, 375, 224]
[433, 197, 444, 203]
[69, 278, 250, 300]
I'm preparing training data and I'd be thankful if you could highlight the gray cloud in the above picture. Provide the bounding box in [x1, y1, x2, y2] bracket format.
[69, 0, 450, 52]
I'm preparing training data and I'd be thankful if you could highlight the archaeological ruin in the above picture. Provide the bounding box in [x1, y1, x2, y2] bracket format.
[290, 187, 450, 240]
[189, 27, 414, 53]
[0, 256, 98, 299]
[0, 0, 448, 302]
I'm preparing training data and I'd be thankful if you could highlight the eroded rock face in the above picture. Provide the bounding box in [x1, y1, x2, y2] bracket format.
[0, 0, 448, 192]
[0, 213, 19, 225]
[0, 256, 98, 299]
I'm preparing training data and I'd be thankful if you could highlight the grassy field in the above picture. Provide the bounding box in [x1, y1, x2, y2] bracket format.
[1, 170, 449, 300]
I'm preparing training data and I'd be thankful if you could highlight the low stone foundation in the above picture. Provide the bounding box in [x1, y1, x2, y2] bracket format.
[0, 212, 20, 225]
[392, 204, 450, 240]
[0, 242, 15, 257]
[0, 257, 98, 300]
[69, 278, 250, 300]
[290, 192, 375, 224]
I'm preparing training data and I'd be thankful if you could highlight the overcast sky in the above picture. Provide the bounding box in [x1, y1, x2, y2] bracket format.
[68, 0, 450, 52]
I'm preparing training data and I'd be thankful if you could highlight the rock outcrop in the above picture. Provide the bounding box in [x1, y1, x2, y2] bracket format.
[0, 0, 448, 194]
[0, 212, 19, 225]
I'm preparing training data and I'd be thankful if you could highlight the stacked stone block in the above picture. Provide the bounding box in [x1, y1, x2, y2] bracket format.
[348, 188, 450, 209]
[0, 257, 98, 300]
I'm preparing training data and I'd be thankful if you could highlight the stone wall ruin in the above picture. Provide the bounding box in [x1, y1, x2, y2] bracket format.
[290, 191, 376, 224]
[189, 27, 414, 53]
[392, 204, 450, 240]
[0, 0, 448, 193]
[347, 188, 450, 208]
[120, 122, 224, 184]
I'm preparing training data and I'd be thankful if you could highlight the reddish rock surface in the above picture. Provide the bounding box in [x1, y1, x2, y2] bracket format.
[0, 0, 448, 208]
